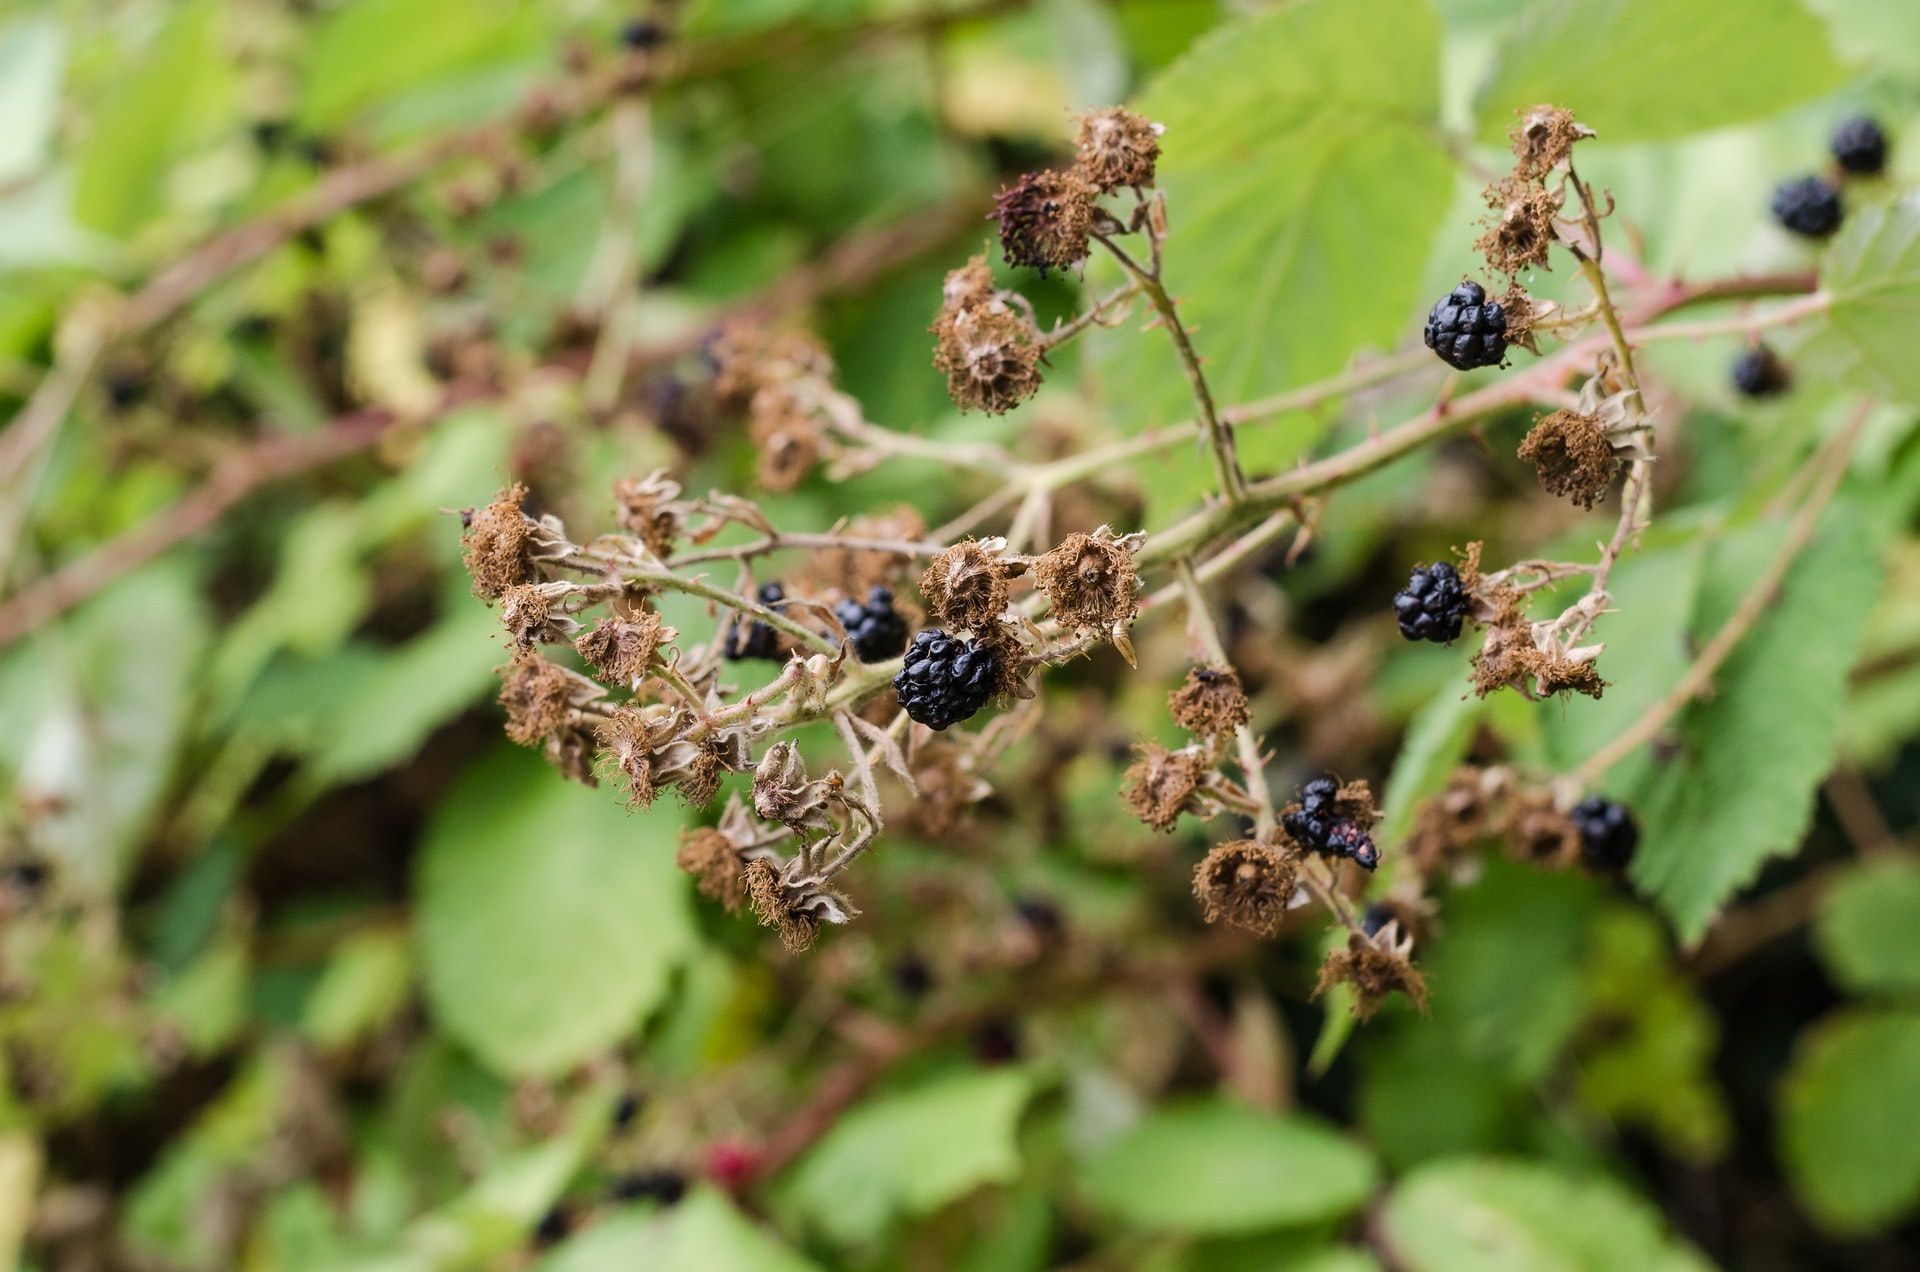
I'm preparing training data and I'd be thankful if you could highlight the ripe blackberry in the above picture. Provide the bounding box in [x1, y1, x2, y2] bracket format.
[1770, 176, 1843, 239]
[1731, 346, 1791, 398]
[725, 582, 786, 660]
[891, 953, 934, 998]
[1423, 280, 1507, 371]
[894, 629, 999, 730]
[1831, 117, 1888, 176]
[1571, 796, 1638, 872]
[833, 585, 909, 662]
[612, 1169, 686, 1206]
[1394, 562, 1467, 644]
[1282, 778, 1380, 871]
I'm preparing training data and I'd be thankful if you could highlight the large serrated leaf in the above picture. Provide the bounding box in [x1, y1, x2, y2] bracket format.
[1797, 194, 1920, 406]
[1628, 500, 1882, 941]
[1085, 0, 1453, 456]
[1779, 1009, 1920, 1233]
[1475, 0, 1845, 143]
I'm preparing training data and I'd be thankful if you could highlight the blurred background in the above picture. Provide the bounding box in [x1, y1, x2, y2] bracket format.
[4, 0, 1920, 1269]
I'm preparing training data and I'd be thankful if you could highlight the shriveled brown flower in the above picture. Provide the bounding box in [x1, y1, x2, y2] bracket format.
[613, 471, 690, 559]
[463, 483, 535, 599]
[1407, 766, 1503, 877]
[1509, 104, 1592, 181]
[1193, 839, 1297, 937]
[903, 740, 990, 838]
[746, 381, 822, 492]
[677, 827, 746, 911]
[1506, 791, 1582, 869]
[712, 322, 833, 409]
[1471, 614, 1607, 701]
[932, 256, 1044, 416]
[992, 170, 1096, 277]
[920, 539, 1014, 632]
[575, 610, 668, 685]
[1074, 107, 1162, 192]
[805, 506, 925, 598]
[1168, 666, 1251, 737]
[1518, 409, 1618, 510]
[1033, 528, 1140, 632]
[499, 654, 581, 746]
[595, 704, 692, 810]
[1475, 176, 1563, 278]
[1120, 743, 1207, 833]
[1315, 931, 1429, 1020]
[745, 860, 819, 953]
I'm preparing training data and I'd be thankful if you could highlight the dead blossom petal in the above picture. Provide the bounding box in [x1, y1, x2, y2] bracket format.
[1074, 107, 1162, 193]
[1168, 665, 1251, 737]
[1033, 528, 1142, 632]
[1315, 930, 1429, 1020]
[1120, 743, 1208, 834]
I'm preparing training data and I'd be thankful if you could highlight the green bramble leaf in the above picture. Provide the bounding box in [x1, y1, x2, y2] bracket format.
[1475, 0, 1846, 143]
[1814, 857, 1920, 996]
[1779, 1009, 1920, 1233]
[1796, 194, 1920, 407]
[540, 1187, 823, 1272]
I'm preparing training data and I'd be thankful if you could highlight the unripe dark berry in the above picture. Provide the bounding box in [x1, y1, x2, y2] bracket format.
[894, 628, 999, 730]
[1571, 796, 1638, 873]
[833, 585, 910, 662]
[1831, 117, 1888, 177]
[724, 582, 787, 660]
[1394, 562, 1467, 644]
[1771, 176, 1843, 239]
[1731, 346, 1791, 398]
[1423, 280, 1507, 371]
[1282, 778, 1379, 872]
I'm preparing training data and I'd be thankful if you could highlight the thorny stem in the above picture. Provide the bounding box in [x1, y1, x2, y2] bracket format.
[1573, 398, 1872, 786]
[668, 530, 949, 568]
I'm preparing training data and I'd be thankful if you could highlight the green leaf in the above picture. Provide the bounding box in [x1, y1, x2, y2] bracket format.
[1475, 0, 1845, 143]
[1814, 858, 1920, 996]
[302, 929, 413, 1049]
[416, 746, 696, 1076]
[1798, 194, 1920, 407]
[298, 0, 542, 130]
[1629, 501, 1883, 940]
[1779, 1009, 1920, 1232]
[1380, 1158, 1713, 1272]
[782, 1069, 1035, 1245]
[1086, 0, 1453, 444]
[1080, 1101, 1379, 1234]
[1379, 687, 1485, 851]
[0, 17, 65, 186]
[540, 1187, 823, 1272]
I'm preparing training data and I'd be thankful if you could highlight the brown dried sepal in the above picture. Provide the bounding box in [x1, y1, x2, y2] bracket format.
[1518, 409, 1618, 510]
[463, 482, 536, 599]
[992, 170, 1096, 276]
[1074, 107, 1162, 192]
[1033, 529, 1139, 632]
[1476, 176, 1563, 278]
[613, 471, 688, 559]
[575, 610, 668, 685]
[1315, 931, 1429, 1021]
[932, 256, 1044, 416]
[1407, 766, 1502, 877]
[920, 539, 1014, 632]
[1193, 839, 1298, 937]
[746, 382, 822, 492]
[1506, 791, 1582, 869]
[745, 860, 819, 953]
[1509, 104, 1591, 181]
[1120, 743, 1208, 834]
[677, 827, 746, 911]
[1471, 614, 1607, 701]
[1168, 666, 1250, 738]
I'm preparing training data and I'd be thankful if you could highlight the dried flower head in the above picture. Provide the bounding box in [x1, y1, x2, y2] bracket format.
[1315, 929, 1429, 1020]
[463, 483, 536, 599]
[1407, 766, 1505, 877]
[1168, 666, 1251, 737]
[902, 740, 991, 838]
[1509, 104, 1592, 181]
[932, 256, 1044, 416]
[499, 654, 584, 746]
[596, 704, 694, 810]
[1471, 613, 1607, 701]
[746, 381, 822, 491]
[745, 860, 819, 953]
[805, 506, 926, 598]
[499, 582, 570, 649]
[1518, 410, 1618, 510]
[752, 741, 837, 834]
[575, 610, 669, 685]
[1476, 176, 1563, 277]
[992, 170, 1096, 277]
[1506, 790, 1582, 869]
[1034, 528, 1142, 632]
[920, 539, 1014, 632]
[677, 826, 746, 911]
[1120, 743, 1207, 833]
[712, 322, 833, 409]
[1074, 107, 1162, 192]
[613, 471, 690, 559]
[1193, 839, 1298, 936]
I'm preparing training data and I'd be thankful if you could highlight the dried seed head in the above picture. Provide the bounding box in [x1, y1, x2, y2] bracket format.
[499, 654, 581, 746]
[677, 827, 747, 911]
[613, 471, 688, 559]
[903, 740, 990, 838]
[1509, 104, 1591, 181]
[1475, 176, 1563, 278]
[1193, 839, 1298, 937]
[712, 322, 833, 409]
[1470, 615, 1607, 701]
[746, 381, 822, 491]
[1033, 528, 1140, 632]
[500, 583, 563, 649]
[1074, 107, 1162, 192]
[1506, 790, 1582, 869]
[1407, 766, 1503, 877]
[1168, 666, 1251, 738]
[745, 860, 819, 953]
[1120, 743, 1207, 834]
[1315, 930, 1429, 1020]
[932, 256, 1044, 416]
[919, 539, 1013, 632]
[463, 483, 536, 599]
[804, 506, 925, 598]
[575, 610, 669, 685]
[1518, 409, 1618, 510]
[595, 704, 690, 810]
[992, 170, 1096, 277]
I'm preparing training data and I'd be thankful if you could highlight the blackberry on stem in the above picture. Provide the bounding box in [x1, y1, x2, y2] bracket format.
[1770, 177, 1843, 239]
[1831, 117, 1888, 176]
[1394, 562, 1467, 644]
[1572, 796, 1638, 872]
[1732, 346, 1791, 398]
[1423, 280, 1507, 371]
[725, 582, 787, 660]
[833, 585, 910, 662]
[1282, 777, 1380, 871]
[894, 629, 1000, 730]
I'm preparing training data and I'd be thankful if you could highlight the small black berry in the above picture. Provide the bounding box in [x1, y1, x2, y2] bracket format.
[533, 1205, 571, 1247]
[1571, 796, 1638, 873]
[1731, 346, 1791, 398]
[1770, 176, 1843, 239]
[1422, 280, 1507, 371]
[891, 953, 934, 998]
[725, 582, 787, 660]
[612, 1169, 687, 1206]
[619, 18, 665, 49]
[1299, 777, 1338, 814]
[973, 1017, 1020, 1065]
[1361, 903, 1394, 938]
[611, 1090, 643, 1131]
[1393, 562, 1467, 644]
[1014, 896, 1063, 934]
[893, 628, 1000, 730]
[1831, 117, 1888, 177]
[1326, 820, 1380, 871]
[833, 586, 910, 662]
[1282, 779, 1380, 872]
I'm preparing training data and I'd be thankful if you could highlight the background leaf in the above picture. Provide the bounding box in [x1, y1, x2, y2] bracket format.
[541, 1187, 824, 1272]
[1813, 857, 1920, 996]
[1778, 1009, 1920, 1232]
[1797, 194, 1920, 407]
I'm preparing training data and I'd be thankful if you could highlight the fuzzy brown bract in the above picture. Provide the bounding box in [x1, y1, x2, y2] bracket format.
[1315, 931, 1429, 1020]
[1120, 743, 1207, 833]
[1168, 666, 1251, 737]
[992, 170, 1096, 276]
[1034, 529, 1140, 632]
[745, 860, 819, 953]
[1476, 176, 1563, 278]
[1193, 839, 1297, 937]
[677, 827, 746, 911]
[931, 256, 1044, 416]
[463, 483, 535, 599]
[919, 539, 1014, 632]
[1509, 103, 1591, 181]
[1074, 107, 1162, 192]
[575, 610, 668, 685]
[1518, 409, 1618, 510]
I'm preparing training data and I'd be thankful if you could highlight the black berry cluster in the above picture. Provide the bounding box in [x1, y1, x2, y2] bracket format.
[894, 629, 999, 730]
[1731, 345, 1791, 398]
[1394, 562, 1467, 644]
[1832, 117, 1888, 176]
[1770, 176, 1843, 239]
[834, 585, 910, 662]
[1572, 796, 1638, 872]
[724, 582, 787, 660]
[1282, 778, 1380, 871]
[1423, 280, 1507, 371]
